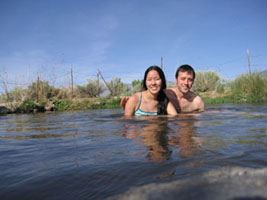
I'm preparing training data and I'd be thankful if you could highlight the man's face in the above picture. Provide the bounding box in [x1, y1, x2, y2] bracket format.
[175, 71, 194, 94]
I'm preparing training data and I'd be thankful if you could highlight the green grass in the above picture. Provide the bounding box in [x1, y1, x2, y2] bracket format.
[203, 97, 236, 105]
[15, 100, 45, 113]
[51, 97, 122, 111]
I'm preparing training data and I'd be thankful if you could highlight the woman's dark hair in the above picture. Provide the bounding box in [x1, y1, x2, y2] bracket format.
[143, 65, 169, 115]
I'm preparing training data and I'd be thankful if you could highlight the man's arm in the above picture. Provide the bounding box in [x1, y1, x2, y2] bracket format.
[120, 96, 129, 110]
[193, 96, 205, 112]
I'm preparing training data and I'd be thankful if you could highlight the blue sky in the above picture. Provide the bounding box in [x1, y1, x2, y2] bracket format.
[0, 0, 267, 91]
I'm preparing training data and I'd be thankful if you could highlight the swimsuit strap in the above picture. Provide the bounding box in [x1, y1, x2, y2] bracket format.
[136, 92, 142, 111]
[134, 93, 157, 116]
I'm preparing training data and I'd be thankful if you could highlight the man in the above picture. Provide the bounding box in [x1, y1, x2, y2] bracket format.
[121, 64, 205, 113]
[165, 64, 205, 113]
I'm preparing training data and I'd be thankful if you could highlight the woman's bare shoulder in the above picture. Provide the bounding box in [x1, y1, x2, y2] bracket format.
[127, 92, 141, 104]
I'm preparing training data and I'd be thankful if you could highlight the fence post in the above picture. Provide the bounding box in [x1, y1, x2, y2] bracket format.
[71, 64, 73, 95]
[97, 69, 113, 96]
[247, 49, 251, 75]
[36, 73, 40, 103]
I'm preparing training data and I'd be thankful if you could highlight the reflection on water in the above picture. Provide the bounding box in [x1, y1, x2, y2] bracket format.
[170, 115, 201, 156]
[122, 117, 171, 163]
[0, 104, 267, 200]
[122, 115, 204, 163]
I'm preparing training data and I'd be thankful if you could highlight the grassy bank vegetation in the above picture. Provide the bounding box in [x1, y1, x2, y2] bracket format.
[0, 71, 266, 114]
[0, 77, 128, 114]
[197, 72, 267, 105]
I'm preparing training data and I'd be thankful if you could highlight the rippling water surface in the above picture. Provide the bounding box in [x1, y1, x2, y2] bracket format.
[0, 104, 266, 199]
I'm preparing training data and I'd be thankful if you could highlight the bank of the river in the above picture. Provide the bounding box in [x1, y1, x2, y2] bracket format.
[1, 71, 266, 114]
[0, 97, 122, 114]
[0, 93, 265, 115]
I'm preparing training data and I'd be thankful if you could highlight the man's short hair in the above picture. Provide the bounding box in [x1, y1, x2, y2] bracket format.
[175, 64, 195, 80]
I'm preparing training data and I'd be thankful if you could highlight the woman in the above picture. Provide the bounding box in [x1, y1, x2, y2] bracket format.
[124, 66, 177, 116]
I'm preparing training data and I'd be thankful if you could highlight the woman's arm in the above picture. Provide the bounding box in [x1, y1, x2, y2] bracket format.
[124, 94, 139, 116]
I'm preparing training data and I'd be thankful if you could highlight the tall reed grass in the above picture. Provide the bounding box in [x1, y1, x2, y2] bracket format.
[229, 72, 267, 103]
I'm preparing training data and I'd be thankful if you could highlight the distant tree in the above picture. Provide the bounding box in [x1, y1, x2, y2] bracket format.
[132, 79, 143, 93]
[132, 80, 143, 87]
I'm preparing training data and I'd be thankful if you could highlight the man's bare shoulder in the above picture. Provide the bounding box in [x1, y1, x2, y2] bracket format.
[165, 87, 176, 94]
[186, 91, 197, 101]
[165, 88, 178, 99]
[192, 95, 205, 112]
[193, 95, 203, 102]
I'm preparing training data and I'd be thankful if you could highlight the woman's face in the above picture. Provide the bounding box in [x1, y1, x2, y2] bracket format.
[145, 70, 162, 95]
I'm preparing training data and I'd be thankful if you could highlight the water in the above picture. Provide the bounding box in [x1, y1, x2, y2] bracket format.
[0, 104, 266, 200]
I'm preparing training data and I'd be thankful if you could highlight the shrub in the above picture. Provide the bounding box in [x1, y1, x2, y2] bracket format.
[0, 87, 27, 103]
[9, 87, 26, 102]
[107, 77, 131, 97]
[55, 87, 73, 99]
[15, 100, 44, 113]
[77, 79, 104, 97]
[51, 99, 72, 111]
[215, 80, 225, 94]
[193, 71, 220, 93]
[26, 81, 60, 101]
